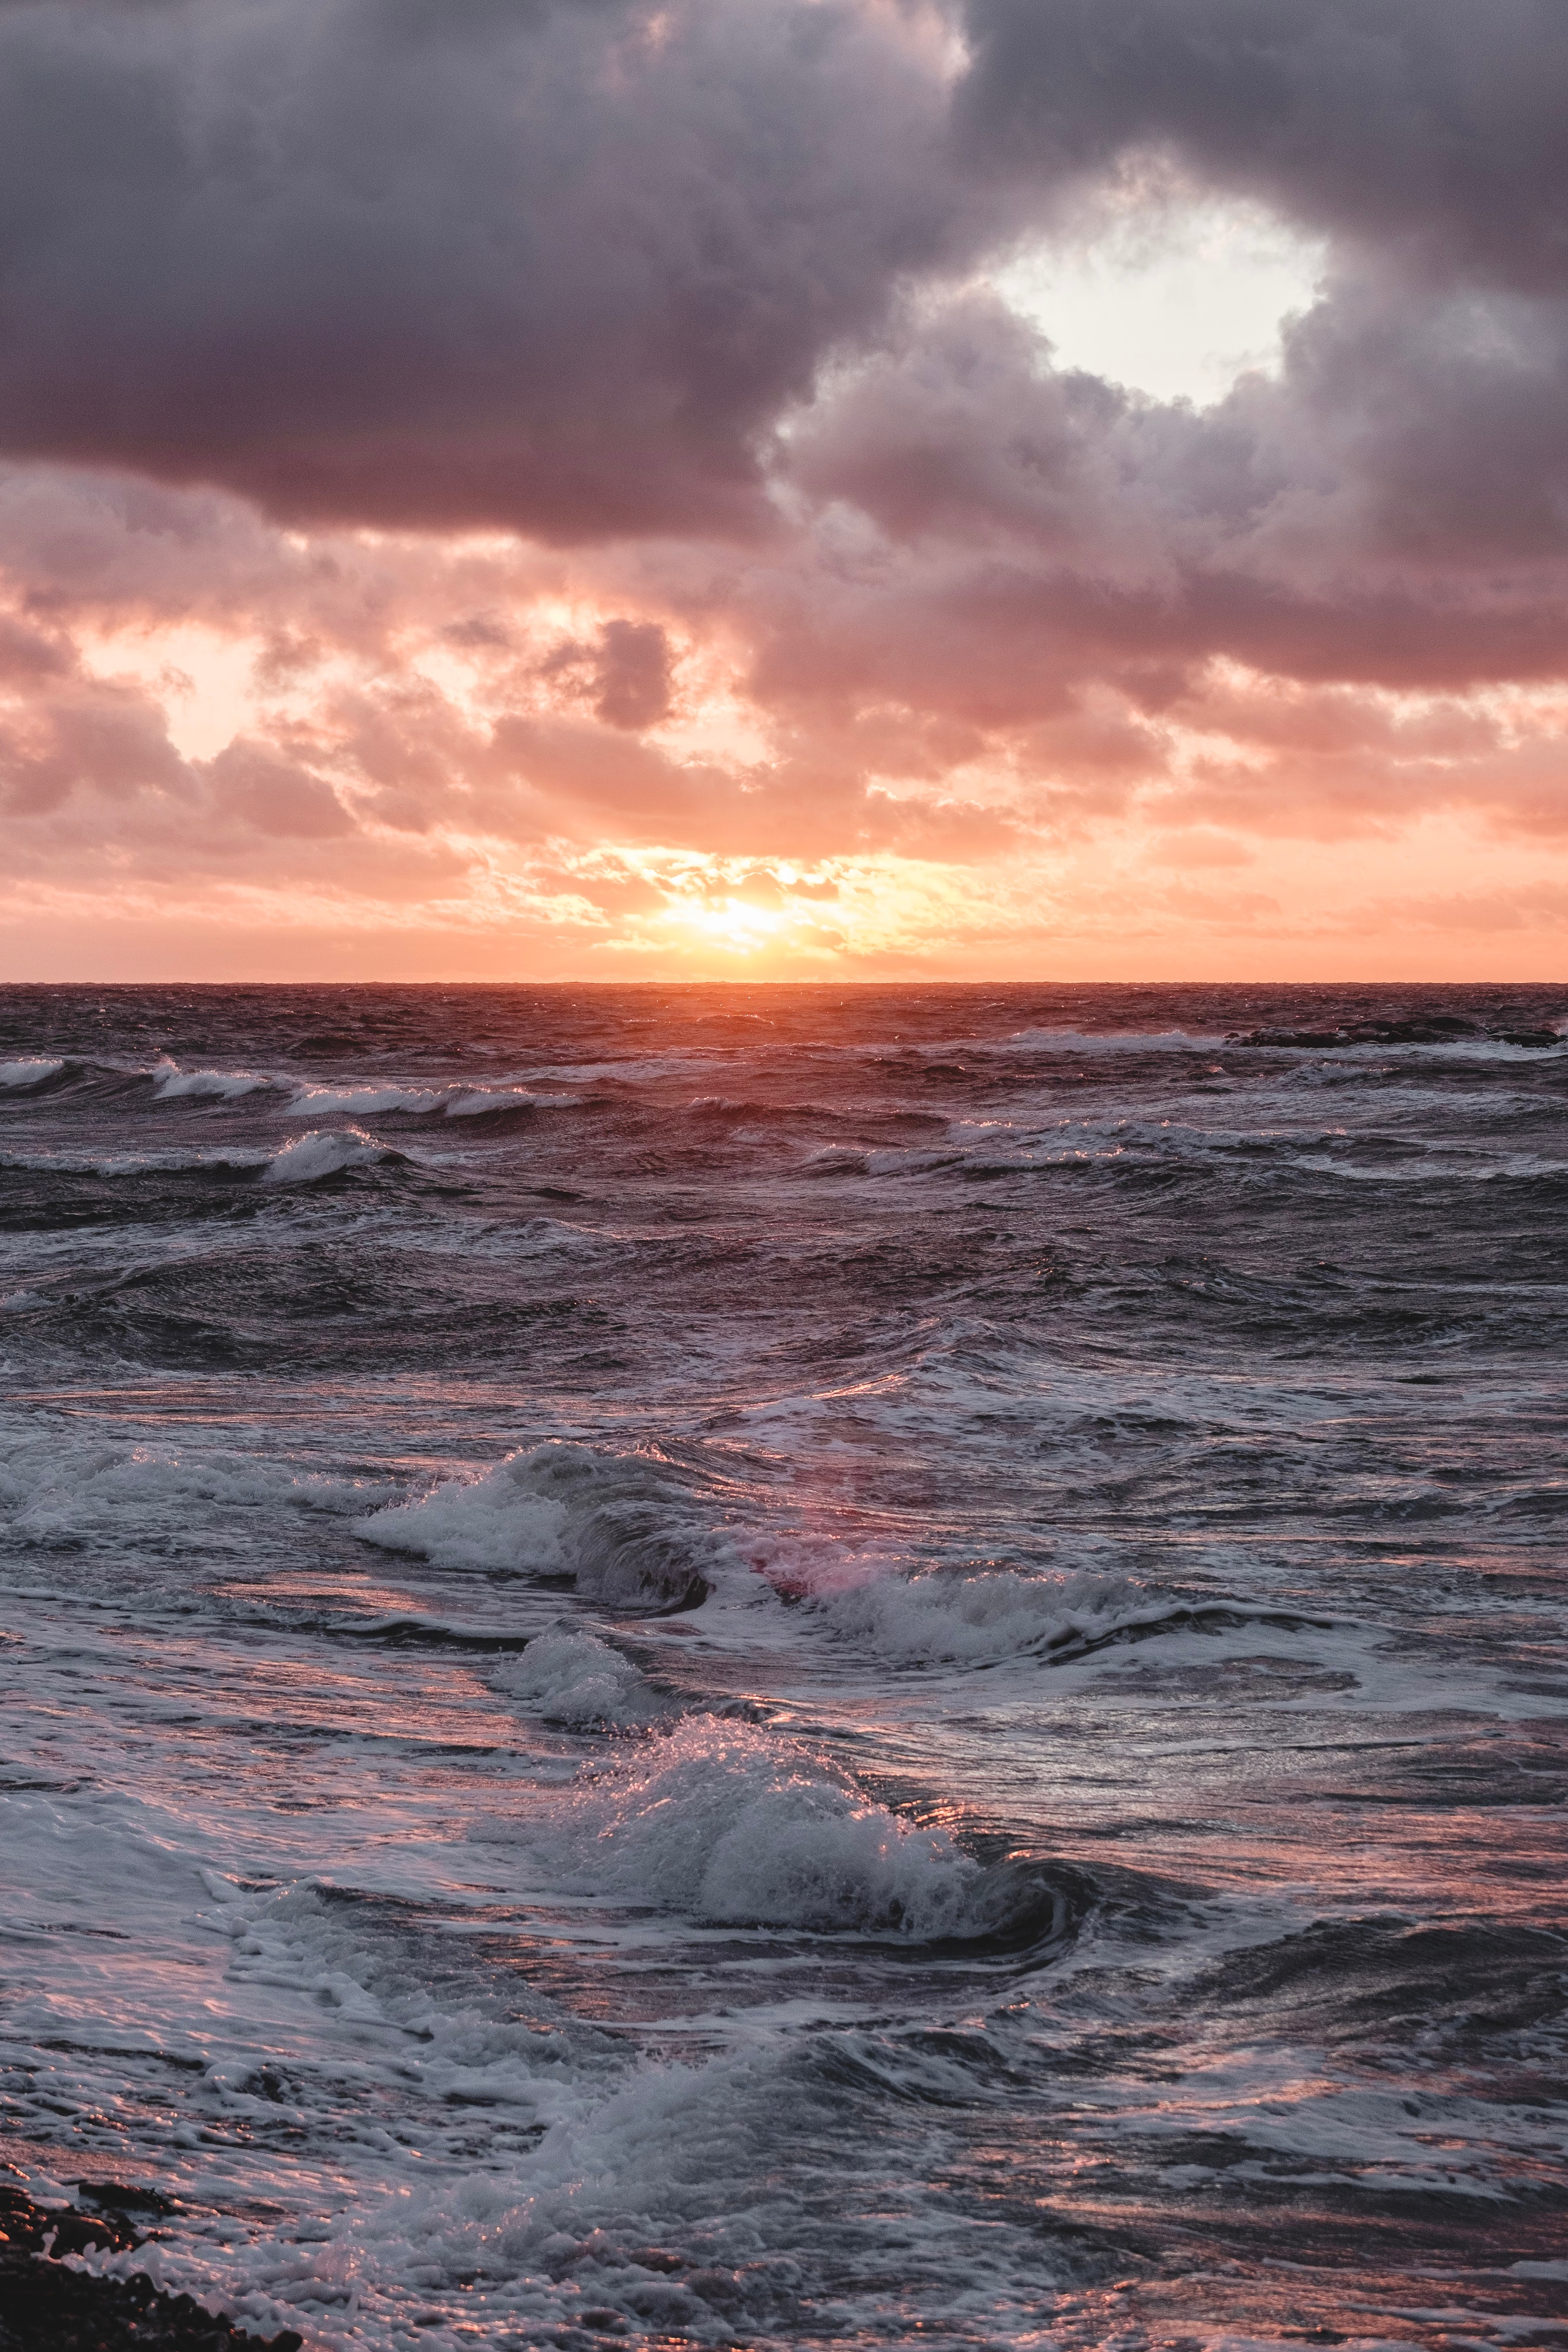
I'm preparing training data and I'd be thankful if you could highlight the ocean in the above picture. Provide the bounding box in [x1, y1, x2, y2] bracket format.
[1, 982, 1564, 2351]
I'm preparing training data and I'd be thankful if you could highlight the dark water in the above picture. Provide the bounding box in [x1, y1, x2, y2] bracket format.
[1, 983, 1564, 2352]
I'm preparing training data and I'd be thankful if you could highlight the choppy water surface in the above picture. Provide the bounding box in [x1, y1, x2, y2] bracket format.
[1, 982, 1564, 2352]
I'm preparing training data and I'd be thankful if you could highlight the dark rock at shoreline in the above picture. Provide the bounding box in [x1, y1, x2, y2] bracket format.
[1227, 1017, 1562, 1050]
[0, 2182, 301, 2352]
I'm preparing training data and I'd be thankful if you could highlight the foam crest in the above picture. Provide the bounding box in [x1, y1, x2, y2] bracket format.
[286, 1081, 445, 1117]
[0, 1055, 64, 1088]
[0, 1129, 391, 1181]
[816, 1563, 1149, 1668]
[285, 1080, 576, 1118]
[0, 1426, 393, 1548]
[358, 1442, 734, 1611]
[152, 1061, 278, 1100]
[522, 1719, 981, 1935]
[0, 1142, 269, 1176]
[444, 1085, 571, 1115]
[493, 1623, 661, 1729]
[260, 1127, 394, 1183]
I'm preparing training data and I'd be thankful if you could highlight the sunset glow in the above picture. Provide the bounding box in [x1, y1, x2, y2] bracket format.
[1, 0, 1566, 980]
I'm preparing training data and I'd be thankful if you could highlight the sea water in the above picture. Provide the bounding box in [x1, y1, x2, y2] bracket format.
[0, 983, 1564, 2350]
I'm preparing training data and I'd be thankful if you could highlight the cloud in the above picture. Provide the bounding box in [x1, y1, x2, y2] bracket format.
[957, 0, 1568, 288]
[594, 622, 674, 731]
[0, 0, 1566, 971]
[0, 0, 987, 541]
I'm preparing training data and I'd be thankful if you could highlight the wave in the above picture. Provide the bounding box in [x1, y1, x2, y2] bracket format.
[812, 1563, 1154, 1668]
[509, 1055, 726, 1084]
[492, 1622, 665, 1730]
[1230, 1017, 1566, 1054]
[0, 1125, 397, 1184]
[285, 1080, 577, 1119]
[1281, 1147, 1568, 1185]
[259, 1127, 397, 1183]
[172, 1871, 1010, 2344]
[1190, 1916, 1568, 2054]
[0, 1052, 236, 1098]
[0, 1144, 270, 1177]
[994, 1025, 1225, 1055]
[151, 1061, 278, 1101]
[356, 1442, 733, 1611]
[353, 1444, 1276, 1675]
[2, 1055, 581, 1119]
[353, 1443, 1262, 1688]
[516, 1718, 993, 1936]
[0, 1425, 391, 1551]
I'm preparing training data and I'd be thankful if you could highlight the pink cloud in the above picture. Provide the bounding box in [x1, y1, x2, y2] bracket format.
[0, 1, 1566, 970]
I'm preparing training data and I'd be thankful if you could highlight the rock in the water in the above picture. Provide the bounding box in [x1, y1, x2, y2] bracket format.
[0, 2181, 301, 2352]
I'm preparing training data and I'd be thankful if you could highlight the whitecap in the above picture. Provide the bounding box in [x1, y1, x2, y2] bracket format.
[285, 1081, 445, 1117]
[357, 1442, 732, 1611]
[517, 1717, 982, 1935]
[260, 1127, 394, 1184]
[492, 1622, 661, 1730]
[152, 1062, 278, 1101]
[814, 1562, 1151, 1668]
[443, 1086, 579, 1115]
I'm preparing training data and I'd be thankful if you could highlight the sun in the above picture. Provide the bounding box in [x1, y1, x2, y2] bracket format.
[674, 897, 788, 956]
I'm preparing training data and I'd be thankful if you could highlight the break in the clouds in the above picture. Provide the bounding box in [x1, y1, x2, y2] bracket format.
[1, 0, 1566, 976]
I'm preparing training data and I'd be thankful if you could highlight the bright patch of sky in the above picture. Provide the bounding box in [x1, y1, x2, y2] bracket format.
[991, 198, 1328, 406]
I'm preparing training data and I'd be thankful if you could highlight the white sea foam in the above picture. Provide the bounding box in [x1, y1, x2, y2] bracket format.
[513, 1718, 982, 1934]
[152, 1061, 278, 1100]
[443, 1085, 573, 1115]
[0, 1055, 64, 1087]
[357, 1450, 572, 1574]
[213, 1878, 591, 2119]
[261, 1127, 395, 1183]
[285, 1080, 576, 1118]
[1, 1125, 397, 1182]
[357, 1442, 737, 1610]
[492, 1622, 661, 1729]
[71, 2012, 885, 2345]
[286, 1081, 447, 1117]
[0, 1426, 393, 1548]
[814, 1562, 1150, 1668]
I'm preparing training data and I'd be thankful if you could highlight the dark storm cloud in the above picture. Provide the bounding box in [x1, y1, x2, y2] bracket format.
[0, 0, 980, 540]
[927, 0, 1568, 634]
[1, 0, 1563, 591]
[958, 0, 1568, 288]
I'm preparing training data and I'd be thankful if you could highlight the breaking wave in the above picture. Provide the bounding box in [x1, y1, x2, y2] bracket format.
[515, 1718, 991, 1936]
[356, 1442, 735, 1612]
[0, 1125, 397, 1184]
[0, 1055, 66, 1089]
[493, 1622, 664, 1730]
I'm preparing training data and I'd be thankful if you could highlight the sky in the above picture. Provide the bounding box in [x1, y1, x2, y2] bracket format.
[2, 0, 1567, 981]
